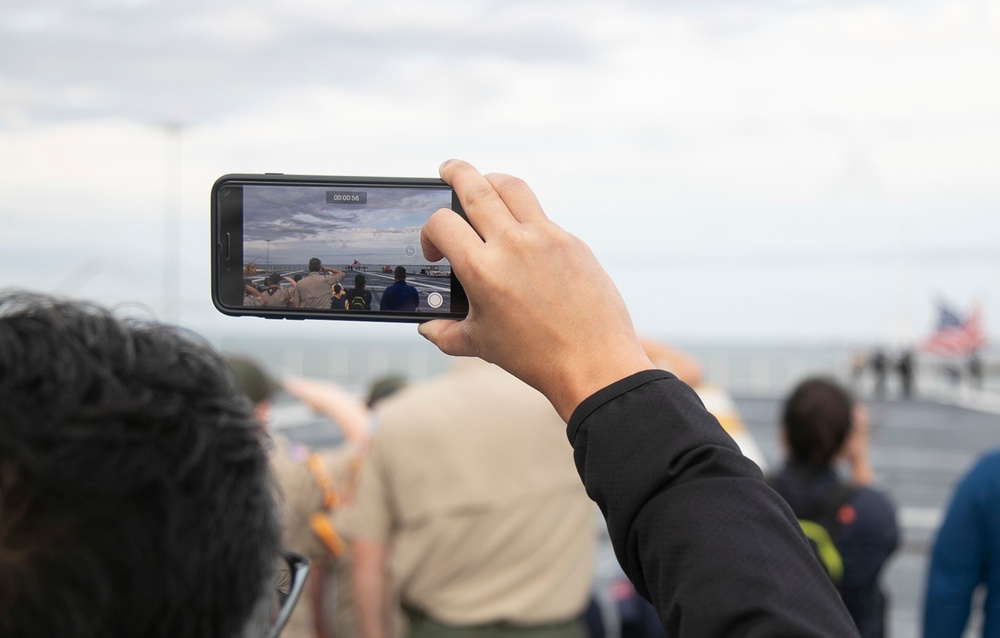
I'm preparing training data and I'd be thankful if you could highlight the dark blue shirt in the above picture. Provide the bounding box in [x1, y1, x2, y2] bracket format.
[924, 449, 1000, 638]
[380, 280, 419, 311]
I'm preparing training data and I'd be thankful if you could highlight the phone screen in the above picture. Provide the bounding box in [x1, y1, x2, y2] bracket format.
[212, 175, 468, 321]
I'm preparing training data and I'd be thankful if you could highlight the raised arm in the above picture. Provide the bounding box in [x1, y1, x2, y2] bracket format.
[281, 376, 370, 446]
[322, 265, 347, 279]
[417, 159, 858, 637]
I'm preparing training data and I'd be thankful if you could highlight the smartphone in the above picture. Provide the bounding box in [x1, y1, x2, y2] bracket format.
[212, 173, 469, 322]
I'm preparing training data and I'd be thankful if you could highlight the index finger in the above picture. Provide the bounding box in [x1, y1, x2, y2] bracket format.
[485, 173, 548, 225]
[420, 206, 481, 274]
[439, 160, 517, 240]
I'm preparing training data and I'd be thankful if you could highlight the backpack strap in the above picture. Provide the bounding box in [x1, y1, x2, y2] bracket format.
[804, 482, 856, 530]
[765, 474, 856, 585]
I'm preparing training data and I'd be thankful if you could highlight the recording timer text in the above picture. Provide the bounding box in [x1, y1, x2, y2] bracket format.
[326, 191, 367, 205]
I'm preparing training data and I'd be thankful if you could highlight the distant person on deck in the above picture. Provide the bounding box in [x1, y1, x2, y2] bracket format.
[871, 349, 888, 400]
[379, 266, 419, 312]
[295, 258, 346, 309]
[896, 350, 915, 399]
[968, 351, 983, 389]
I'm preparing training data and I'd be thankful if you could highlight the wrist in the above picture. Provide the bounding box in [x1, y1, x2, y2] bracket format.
[548, 347, 655, 421]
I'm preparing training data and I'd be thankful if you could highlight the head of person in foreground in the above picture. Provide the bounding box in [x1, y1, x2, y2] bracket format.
[0, 290, 282, 638]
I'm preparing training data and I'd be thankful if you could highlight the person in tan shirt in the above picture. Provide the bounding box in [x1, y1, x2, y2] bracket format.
[340, 359, 594, 638]
[295, 258, 347, 309]
[225, 355, 374, 638]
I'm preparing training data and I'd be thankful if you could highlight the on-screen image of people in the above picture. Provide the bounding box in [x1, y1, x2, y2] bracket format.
[244, 278, 265, 307]
[379, 266, 419, 312]
[345, 273, 373, 311]
[263, 273, 294, 308]
[295, 258, 346, 309]
[331, 283, 348, 310]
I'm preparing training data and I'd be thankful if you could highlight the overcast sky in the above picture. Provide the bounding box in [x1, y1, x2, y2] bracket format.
[1, 0, 998, 347]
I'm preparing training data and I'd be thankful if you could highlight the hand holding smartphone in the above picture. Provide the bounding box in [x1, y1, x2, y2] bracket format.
[212, 174, 469, 322]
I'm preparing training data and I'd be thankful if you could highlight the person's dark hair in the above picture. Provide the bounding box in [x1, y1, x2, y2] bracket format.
[781, 377, 854, 468]
[333, 283, 343, 294]
[366, 375, 408, 408]
[393, 266, 407, 280]
[0, 291, 281, 638]
[308, 257, 321, 272]
[354, 273, 366, 289]
[267, 273, 281, 286]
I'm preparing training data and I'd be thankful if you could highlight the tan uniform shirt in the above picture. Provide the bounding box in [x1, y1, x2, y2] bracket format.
[270, 436, 362, 638]
[340, 360, 594, 627]
[295, 271, 344, 309]
[262, 286, 292, 308]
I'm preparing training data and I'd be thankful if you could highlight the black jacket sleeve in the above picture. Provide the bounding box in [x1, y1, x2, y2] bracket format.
[567, 370, 860, 638]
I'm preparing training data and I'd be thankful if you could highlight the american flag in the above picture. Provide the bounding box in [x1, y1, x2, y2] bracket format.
[921, 303, 987, 357]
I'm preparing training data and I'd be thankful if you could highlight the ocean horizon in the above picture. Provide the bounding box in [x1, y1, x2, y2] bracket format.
[213, 333, 998, 400]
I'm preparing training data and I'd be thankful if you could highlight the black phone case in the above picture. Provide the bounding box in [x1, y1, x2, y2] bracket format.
[211, 173, 469, 323]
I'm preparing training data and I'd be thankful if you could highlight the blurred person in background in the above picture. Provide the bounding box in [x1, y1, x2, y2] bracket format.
[225, 355, 403, 638]
[923, 448, 1000, 638]
[340, 358, 595, 638]
[766, 378, 899, 638]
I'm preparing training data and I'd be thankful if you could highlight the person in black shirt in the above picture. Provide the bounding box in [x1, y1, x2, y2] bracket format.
[345, 273, 373, 311]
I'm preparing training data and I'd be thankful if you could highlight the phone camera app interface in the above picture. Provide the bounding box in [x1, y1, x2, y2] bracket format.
[241, 184, 454, 313]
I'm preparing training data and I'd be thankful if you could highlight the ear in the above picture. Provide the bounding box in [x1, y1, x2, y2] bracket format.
[253, 401, 272, 428]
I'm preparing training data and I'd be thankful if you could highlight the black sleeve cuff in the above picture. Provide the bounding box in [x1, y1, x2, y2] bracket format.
[566, 369, 675, 446]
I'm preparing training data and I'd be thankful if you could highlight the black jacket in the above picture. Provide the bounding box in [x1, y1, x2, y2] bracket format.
[567, 370, 860, 637]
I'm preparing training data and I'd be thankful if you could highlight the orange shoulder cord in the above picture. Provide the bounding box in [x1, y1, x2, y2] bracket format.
[306, 453, 339, 510]
[310, 512, 346, 557]
[306, 453, 344, 557]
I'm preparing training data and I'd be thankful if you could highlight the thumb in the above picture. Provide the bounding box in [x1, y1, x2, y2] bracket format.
[418, 320, 474, 357]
